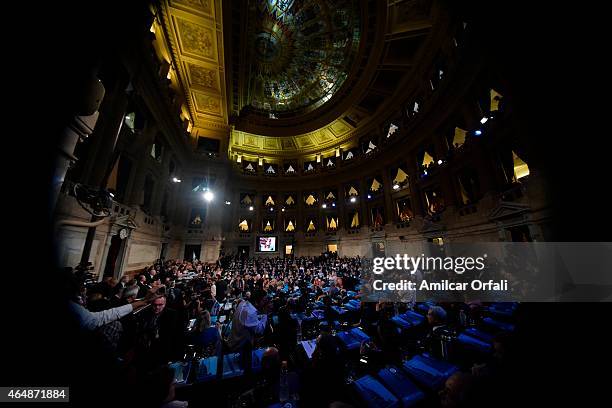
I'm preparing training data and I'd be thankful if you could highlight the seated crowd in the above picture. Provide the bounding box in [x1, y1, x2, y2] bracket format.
[63, 252, 521, 407]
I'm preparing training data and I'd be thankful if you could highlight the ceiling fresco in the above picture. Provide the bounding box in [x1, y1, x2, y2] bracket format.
[245, 0, 361, 115]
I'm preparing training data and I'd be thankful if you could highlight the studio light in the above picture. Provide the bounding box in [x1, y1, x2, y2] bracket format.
[172, 177, 182, 183]
[249, 206, 254, 211]
[474, 130, 482, 136]
[224, 201, 231, 205]
[350, 197, 356, 203]
[367, 195, 371, 199]
[480, 117, 488, 124]
[322, 204, 327, 208]
[437, 159, 443, 165]
[203, 191, 214, 202]
[393, 184, 400, 190]
[332, 203, 336, 207]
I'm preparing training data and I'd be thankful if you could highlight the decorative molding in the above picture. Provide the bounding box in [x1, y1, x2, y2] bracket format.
[489, 202, 530, 221]
[159, 0, 227, 135]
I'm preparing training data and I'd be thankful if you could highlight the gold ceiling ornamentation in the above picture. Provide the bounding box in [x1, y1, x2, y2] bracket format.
[193, 92, 222, 115]
[230, 117, 355, 158]
[281, 139, 297, 149]
[158, 0, 229, 137]
[176, 18, 215, 60]
[330, 120, 351, 136]
[158, 0, 439, 163]
[264, 138, 280, 150]
[188, 63, 219, 93]
[171, 0, 212, 15]
[296, 136, 313, 148]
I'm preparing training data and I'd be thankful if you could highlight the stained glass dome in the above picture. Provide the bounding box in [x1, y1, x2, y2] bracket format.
[246, 0, 361, 116]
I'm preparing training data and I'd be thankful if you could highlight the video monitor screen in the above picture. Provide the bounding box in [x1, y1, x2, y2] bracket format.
[257, 236, 277, 252]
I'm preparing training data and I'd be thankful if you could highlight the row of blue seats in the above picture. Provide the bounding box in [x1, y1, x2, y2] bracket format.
[336, 327, 371, 351]
[172, 348, 269, 383]
[353, 353, 459, 407]
[299, 327, 372, 359]
[391, 310, 426, 329]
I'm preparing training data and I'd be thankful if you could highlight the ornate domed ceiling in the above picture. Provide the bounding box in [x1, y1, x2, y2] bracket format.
[153, 0, 438, 165]
[245, 0, 361, 116]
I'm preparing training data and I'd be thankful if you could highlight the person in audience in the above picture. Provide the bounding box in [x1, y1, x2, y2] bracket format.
[259, 346, 281, 402]
[137, 274, 151, 298]
[67, 273, 158, 331]
[58, 254, 520, 407]
[276, 298, 298, 360]
[146, 266, 157, 284]
[228, 289, 272, 373]
[231, 274, 245, 297]
[138, 365, 188, 407]
[109, 276, 130, 306]
[376, 302, 402, 361]
[427, 305, 448, 329]
[439, 372, 476, 408]
[215, 274, 229, 301]
[189, 310, 220, 357]
[304, 333, 344, 406]
[120, 284, 139, 305]
[134, 295, 185, 368]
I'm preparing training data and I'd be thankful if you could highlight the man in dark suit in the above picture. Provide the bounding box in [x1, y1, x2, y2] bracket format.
[215, 275, 229, 301]
[134, 295, 185, 368]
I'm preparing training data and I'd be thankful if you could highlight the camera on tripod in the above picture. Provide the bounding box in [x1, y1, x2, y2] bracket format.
[73, 183, 114, 217]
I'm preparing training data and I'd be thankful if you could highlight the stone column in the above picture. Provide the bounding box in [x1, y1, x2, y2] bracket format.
[51, 112, 100, 213]
[359, 178, 369, 227]
[126, 125, 156, 207]
[381, 168, 395, 226]
[81, 75, 129, 188]
[97, 229, 114, 282]
[406, 166, 425, 217]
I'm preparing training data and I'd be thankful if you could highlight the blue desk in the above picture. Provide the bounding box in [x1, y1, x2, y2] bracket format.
[377, 367, 425, 407]
[457, 333, 492, 353]
[195, 356, 218, 382]
[403, 354, 458, 391]
[353, 375, 400, 408]
[482, 317, 515, 332]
